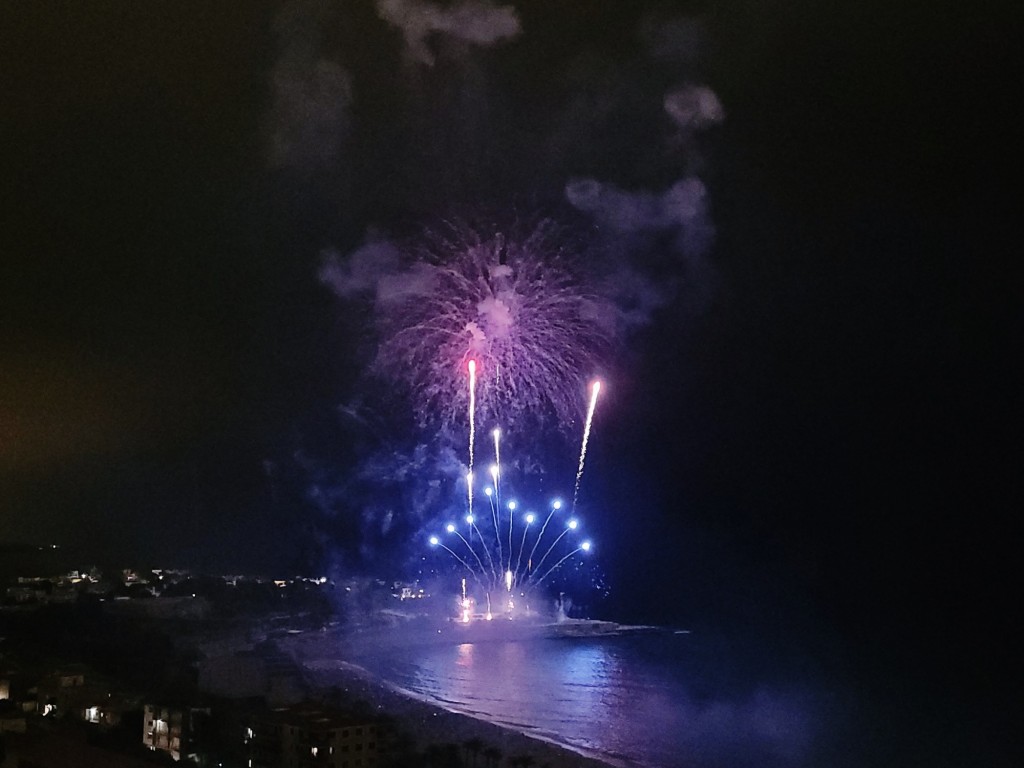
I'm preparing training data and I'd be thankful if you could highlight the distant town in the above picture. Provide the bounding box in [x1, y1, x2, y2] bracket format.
[0, 546, 458, 768]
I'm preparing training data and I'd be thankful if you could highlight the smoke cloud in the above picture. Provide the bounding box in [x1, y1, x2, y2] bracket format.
[664, 84, 725, 131]
[639, 15, 706, 64]
[319, 238, 403, 298]
[564, 63, 723, 320]
[266, 0, 352, 172]
[298, 10, 724, 566]
[565, 172, 716, 317]
[376, 0, 521, 66]
[566, 177, 710, 236]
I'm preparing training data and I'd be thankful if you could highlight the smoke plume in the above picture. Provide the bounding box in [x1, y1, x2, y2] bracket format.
[376, 0, 521, 66]
[266, 0, 352, 172]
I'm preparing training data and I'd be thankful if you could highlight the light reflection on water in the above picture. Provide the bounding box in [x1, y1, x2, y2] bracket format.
[357, 633, 829, 768]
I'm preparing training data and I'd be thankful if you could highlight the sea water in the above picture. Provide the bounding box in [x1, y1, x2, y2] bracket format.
[350, 630, 843, 768]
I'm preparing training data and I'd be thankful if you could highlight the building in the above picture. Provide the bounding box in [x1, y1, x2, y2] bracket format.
[5, 578, 51, 604]
[32, 664, 139, 728]
[0, 670, 37, 714]
[0, 709, 27, 734]
[2, 718, 157, 768]
[142, 702, 211, 762]
[81, 690, 140, 729]
[249, 702, 382, 768]
[36, 664, 98, 718]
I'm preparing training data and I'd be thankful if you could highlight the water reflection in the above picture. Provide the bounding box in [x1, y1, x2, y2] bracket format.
[378, 635, 826, 768]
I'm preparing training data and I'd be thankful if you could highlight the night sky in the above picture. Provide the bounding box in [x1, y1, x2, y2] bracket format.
[0, 0, 1018, 752]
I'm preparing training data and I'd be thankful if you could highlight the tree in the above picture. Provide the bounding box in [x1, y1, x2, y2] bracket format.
[462, 737, 484, 767]
[424, 742, 462, 767]
[482, 746, 502, 768]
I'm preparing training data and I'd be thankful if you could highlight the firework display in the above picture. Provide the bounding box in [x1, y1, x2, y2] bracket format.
[427, 375, 603, 620]
[353, 222, 612, 617]
[371, 222, 615, 435]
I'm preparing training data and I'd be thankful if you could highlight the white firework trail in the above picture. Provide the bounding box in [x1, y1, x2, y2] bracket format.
[429, 536, 485, 591]
[446, 523, 489, 583]
[467, 359, 477, 514]
[573, 380, 602, 512]
[525, 542, 591, 597]
[526, 498, 561, 574]
[514, 511, 535, 584]
[466, 511, 498, 582]
[487, 470, 503, 570]
[507, 499, 517, 575]
[491, 428, 501, 516]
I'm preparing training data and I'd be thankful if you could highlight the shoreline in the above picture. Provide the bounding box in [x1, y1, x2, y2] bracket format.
[285, 629, 635, 768]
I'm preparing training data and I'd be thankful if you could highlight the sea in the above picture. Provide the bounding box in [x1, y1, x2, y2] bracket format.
[347, 628, 854, 768]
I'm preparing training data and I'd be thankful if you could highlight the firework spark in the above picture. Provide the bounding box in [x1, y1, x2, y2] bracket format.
[492, 427, 501, 482]
[468, 359, 477, 465]
[429, 432, 595, 614]
[573, 380, 602, 512]
[467, 359, 477, 514]
[371, 222, 616, 435]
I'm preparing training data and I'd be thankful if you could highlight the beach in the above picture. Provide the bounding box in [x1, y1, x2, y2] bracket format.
[285, 629, 626, 768]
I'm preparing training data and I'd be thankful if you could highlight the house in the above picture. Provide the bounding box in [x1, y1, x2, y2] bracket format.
[248, 701, 383, 768]
[142, 702, 211, 762]
[36, 664, 101, 719]
[2, 718, 156, 768]
[0, 670, 37, 714]
[81, 690, 141, 729]
[0, 709, 27, 734]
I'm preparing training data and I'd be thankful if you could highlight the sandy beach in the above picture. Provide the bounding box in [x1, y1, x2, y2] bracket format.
[284, 629, 626, 768]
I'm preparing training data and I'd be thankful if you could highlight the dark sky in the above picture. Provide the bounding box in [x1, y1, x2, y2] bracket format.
[0, 0, 1017, 720]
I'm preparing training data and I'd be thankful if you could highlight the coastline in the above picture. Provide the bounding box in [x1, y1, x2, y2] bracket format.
[285, 628, 634, 768]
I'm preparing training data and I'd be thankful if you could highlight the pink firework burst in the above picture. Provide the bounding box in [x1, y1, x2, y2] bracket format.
[371, 220, 616, 434]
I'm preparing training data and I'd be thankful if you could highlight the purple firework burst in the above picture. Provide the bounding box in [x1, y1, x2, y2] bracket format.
[371, 221, 616, 434]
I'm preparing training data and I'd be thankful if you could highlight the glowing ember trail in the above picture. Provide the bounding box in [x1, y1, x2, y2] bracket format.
[491, 428, 501, 509]
[467, 359, 477, 513]
[573, 380, 602, 512]
[492, 427, 501, 483]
